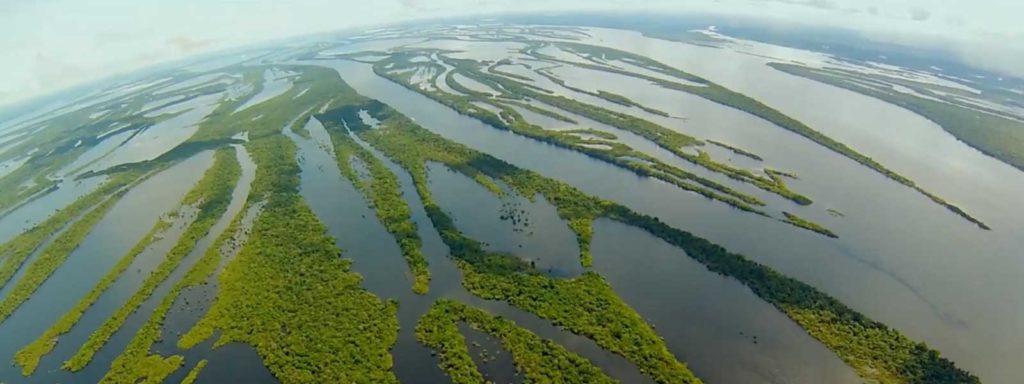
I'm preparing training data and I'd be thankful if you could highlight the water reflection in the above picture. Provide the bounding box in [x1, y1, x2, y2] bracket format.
[310, 25, 1024, 379]
[0, 151, 214, 383]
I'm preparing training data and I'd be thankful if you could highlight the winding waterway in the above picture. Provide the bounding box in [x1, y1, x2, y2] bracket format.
[1, 22, 1020, 384]
[307, 39, 1024, 381]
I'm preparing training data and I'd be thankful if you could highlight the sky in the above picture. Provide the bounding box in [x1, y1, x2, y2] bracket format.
[1, 0, 1022, 106]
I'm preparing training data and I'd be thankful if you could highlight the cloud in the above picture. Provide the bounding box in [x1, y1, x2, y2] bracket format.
[2, 0, 1023, 106]
[398, 0, 422, 8]
[168, 36, 218, 54]
[805, 0, 837, 10]
[910, 7, 931, 21]
[34, 52, 86, 90]
[752, 0, 837, 11]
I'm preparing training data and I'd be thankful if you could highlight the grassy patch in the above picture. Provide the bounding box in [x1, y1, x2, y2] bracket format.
[418, 299, 617, 384]
[334, 101, 702, 384]
[64, 147, 241, 373]
[177, 135, 399, 383]
[317, 117, 431, 294]
[782, 211, 838, 238]
[0, 188, 124, 323]
[180, 359, 208, 384]
[343, 97, 976, 384]
[14, 216, 171, 375]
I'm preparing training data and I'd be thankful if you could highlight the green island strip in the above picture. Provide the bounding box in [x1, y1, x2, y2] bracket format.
[0, 155, 67, 215]
[377, 50, 819, 212]
[180, 359, 208, 384]
[324, 101, 702, 384]
[174, 65, 401, 379]
[533, 67, 669, 117]
[334, 97, 977, 384]
[706, 140, 764, 161]
[0, 70, 229, 215]
[486, 60, 535, 82]
[525, 41, 987, 230]
[417, 299, 617, 384]
[64, 147, 240, 372]
[320, 120, 431, 294]
[13, 216, 172, 375]
[0, 99, 229, 292]
[374, 53, 770, 214]
[60, 64, 399, 382]
[177, 134, 399, 383]
[0, 142, 88, 214]
[782, 212, 838, 238]
[98, 158, 247, 384]
[765, 168, 798, 180]
[0, 167, 166, 293]
[564, 128, 619, 141]
[501, 100, 578, 124]
[771, 62, 1024, 174]
[0, 179, 136, 325]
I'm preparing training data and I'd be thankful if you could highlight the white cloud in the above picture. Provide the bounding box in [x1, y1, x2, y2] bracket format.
[1, 0, 1022, 106]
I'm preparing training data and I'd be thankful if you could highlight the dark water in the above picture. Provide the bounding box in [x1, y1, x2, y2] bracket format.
[312, 58, 861, 383]
[287, 116, 653, 383]
[578, 28, 1024, 382]
[0, 152, 214, 383]
[591, 218, 857, 383]
[0, 175, 107, 245]
[460, 323, 521, 384]
[157, 145, 270, 384]
[427, 163, 584, 278]
[4, 24, 1018, 383]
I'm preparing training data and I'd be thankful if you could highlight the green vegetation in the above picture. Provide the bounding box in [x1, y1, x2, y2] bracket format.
[64, 147, 240, 372]
[319, 120, 431, 294]
[523, 41, 985, 229]
[184, 66, 362, 145]
[462, 268, 696, 384]
[564, 128, 618, 141]
[782, 211, 838, 238]
[487, 60, 535, 82]
[706, 140, 764, 161]
[14, 216, 172, 375]
[327, 101, 702, 384]
[0, 56, 981, 384]
[765, 168, 798, 180]
[772, 62, 1024, 174]
[0, 155, 67, 215]
[639, 30, 731, 48]
[417, 299, 617, 384]
[501, 100, 578, 124]
[97, 193, 247, 383]
[376, 50, 829, 215]
[605, 207, 976, 383]
[532, 67, 669, 117]
[0, 69, 235, 215]
[0, 175, 127, 292]
[335, 98, 976, 384]
[178, 134, 399, 383]
[374, 51, 811, 217]
[180, 360, 208, 384]
[568, 217, 594, 267]
[0, 155, 182, 296]
[4, 65, 402, 382]
[96, 163, 252, 383]
[0, 186, 128, 324]
[65, 65, 391, 382]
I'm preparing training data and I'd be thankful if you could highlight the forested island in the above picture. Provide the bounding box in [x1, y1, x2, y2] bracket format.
[0, 23, 993, 384]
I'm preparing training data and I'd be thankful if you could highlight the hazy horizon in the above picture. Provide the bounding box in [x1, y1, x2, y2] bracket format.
[2, 0, 1022, 107]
